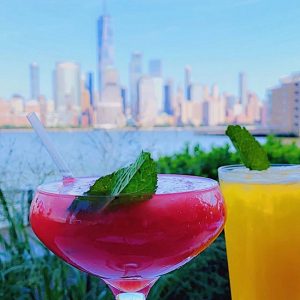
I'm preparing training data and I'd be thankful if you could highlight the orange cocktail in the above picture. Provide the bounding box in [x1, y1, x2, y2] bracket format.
[219, 165, 300, 300]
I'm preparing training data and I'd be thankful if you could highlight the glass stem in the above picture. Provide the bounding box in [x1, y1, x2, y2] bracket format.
[116, 292, 146, 300]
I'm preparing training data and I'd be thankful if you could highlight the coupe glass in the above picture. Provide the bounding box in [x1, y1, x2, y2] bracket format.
[30, 174, 226, 299]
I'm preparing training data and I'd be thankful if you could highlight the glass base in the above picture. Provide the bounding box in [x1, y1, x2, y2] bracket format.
[116, 293, 145, 300]
[104, 277, 158, 300]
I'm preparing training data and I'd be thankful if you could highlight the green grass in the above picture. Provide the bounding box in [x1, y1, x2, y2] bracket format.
[1, 135, 300, 299]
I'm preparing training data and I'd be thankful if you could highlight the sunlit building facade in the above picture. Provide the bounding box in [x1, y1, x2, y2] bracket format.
[129, 52, 143, 121]
[95, 67, 126, 128]
[53, 62, 81, 126]
[30, 62, 40, 100]
[138, 76, 158, 127]
[269, 74, 300, 135]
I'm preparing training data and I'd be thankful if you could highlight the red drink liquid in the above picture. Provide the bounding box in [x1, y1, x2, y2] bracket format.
[30, 174, 225, 295]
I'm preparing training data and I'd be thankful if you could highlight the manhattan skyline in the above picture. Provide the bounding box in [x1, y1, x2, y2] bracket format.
[0, 0, 300, 99]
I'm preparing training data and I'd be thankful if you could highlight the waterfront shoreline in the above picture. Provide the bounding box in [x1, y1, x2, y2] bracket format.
[0, 125, 277, 136]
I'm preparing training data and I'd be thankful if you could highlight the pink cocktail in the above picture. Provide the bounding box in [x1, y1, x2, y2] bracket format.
[30, 174, 226, 299]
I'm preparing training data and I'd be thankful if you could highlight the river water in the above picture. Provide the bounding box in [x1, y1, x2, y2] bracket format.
[0, 129, 267, 189]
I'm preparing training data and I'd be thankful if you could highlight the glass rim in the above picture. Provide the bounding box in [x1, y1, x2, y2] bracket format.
[218, 164, 300, 173]
[36, 174, 219, 198]
[218, 164, 300, 184]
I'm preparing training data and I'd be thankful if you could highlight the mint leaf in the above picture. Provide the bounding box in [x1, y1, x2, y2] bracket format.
[226, 125, 270, 171]
[90, 151, 157, 196]
[68, 151, 158, 213]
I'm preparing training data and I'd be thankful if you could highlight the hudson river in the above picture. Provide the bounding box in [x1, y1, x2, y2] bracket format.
[0, 129, 266, 189]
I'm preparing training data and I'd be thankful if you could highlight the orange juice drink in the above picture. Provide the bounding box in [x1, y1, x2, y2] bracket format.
[218, 165, 300, 300]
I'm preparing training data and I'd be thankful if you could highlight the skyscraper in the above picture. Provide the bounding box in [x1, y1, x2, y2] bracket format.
[86, 72, 94, 107]
[138, 76, 158, 127]
[149, 59, 162, 77]
[95, 67, 126, 128]
[30, 62, 40, 100]
[53, 62, 81, 112]
[97, 10, 114, 94]
[184, 65, 192, 100]
[190, 83, 202, 102]
[129, 52, 143, 120]
[211, 84, 219, 99]
[239, 72, 247, 108]
[121, 87, 127, 114]
[153, 77, 164, 113]
[268, 73, 300, 135]
[164, 80, 174, 115]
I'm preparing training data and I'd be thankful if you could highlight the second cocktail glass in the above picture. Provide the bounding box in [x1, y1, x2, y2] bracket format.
[219, 164, 300, 300]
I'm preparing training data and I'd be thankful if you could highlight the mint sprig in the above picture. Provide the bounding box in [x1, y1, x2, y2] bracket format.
[226, 125, 270, 171]
[68, 151, 158, 213]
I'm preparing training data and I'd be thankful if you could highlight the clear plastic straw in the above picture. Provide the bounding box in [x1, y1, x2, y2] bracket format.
[27, 112, 73, 179]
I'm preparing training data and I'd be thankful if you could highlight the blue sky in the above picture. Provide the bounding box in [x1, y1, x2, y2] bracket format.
[0, 0, 300, 100]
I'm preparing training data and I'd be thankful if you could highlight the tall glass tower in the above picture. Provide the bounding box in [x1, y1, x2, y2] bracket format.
[30, 62, 40, 100]
[184, 65, 192, 101]
[97, 9, 114, 95]
[129, 53, 143, 120]
[53, 62, 81, 111]
[239, 72, 247, 108]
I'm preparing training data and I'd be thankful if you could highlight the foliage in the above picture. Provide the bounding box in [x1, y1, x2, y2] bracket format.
[157, 143, 240, 180]
[1, 135, 300, 299]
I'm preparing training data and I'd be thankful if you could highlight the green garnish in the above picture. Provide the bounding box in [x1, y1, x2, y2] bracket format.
[68, 151, 158, 213]
[226, 125, 270, 171]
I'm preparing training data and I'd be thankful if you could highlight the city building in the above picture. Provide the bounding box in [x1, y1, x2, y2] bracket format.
[239, 72, 247, 109]
[181, 100, 202, 127]
[149, 59, 162, 77]
[202, 87, 226, 126]
[174, 86, 185, 126]
[53, 62, 81, 126]
[190, 83, 202, 102]
[86, 72, 94, 108]
[138, 76, 158, 127]
[224, 93, 237, 123]
[184, 66, 192, 100]
[0, 98, 14, 127]
[38, 95, 47, 125]
[209, 99, 226, 126]
[268, 74, 300, 135]
[188, 83, 204, 126]
[30, 62, 40, 100]
[81, 75, 93, 127]
[24, 100, 41, 115]
[121, 87, 127, 115]
[97, 12, 114, 93]
[0, 95, 28, 127]
[153, 77, 164, 114]
[246, 92, 262, 124]
[129, 52, 143, 121]
[164, 79, 174, 115]
[10, 94, 24, 114]
[211, 84, 219, 100]
[95, 67, 126, 128]
[43, 100, 58, 127]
